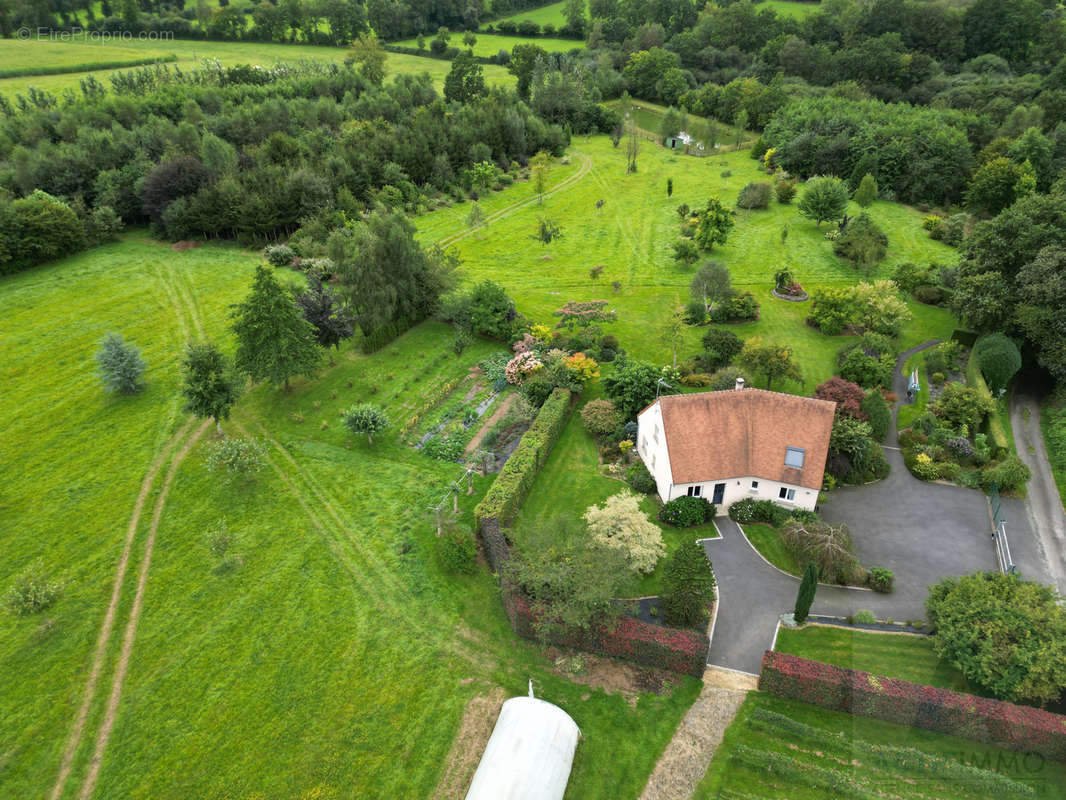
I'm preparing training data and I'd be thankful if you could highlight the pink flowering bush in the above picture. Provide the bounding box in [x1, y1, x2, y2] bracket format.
[505, 351, 543, 384]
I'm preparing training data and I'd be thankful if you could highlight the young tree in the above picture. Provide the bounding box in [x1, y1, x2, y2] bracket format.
[793, 562, 819, 624]
[814, 377, 867, 419]
[532, 218, 563, 257]
[443, 52, 487, 104]
[625, 118, 640, 174]
[507, 517, 631, 636]
[733, 108, 748, 149]
[466, 201, 486, 237]
[204, 437, 267, 482]
[661, 306, 686, 369]
[833, 213, 888, 277]
[927, 572, 1066, 704]
[660, 540, 716, 627]
[530, 150, 551, 204]
[95, 333, 147, 395]
[603, 360, 662, 419]
[343, 403, 388, 444]
[181, 342, 241, 434]
[798, 176, 849, 226]
[697, 328, 743, 372]
[231, 265, 321, 390]
[205, 519, 239, 569]
[583, 491, 665, 574]
[694, 198, 734, 251]
[782, 518, 863, 585]
[4, 560, 63, 617]
[853, 173, 878, 208]
[690, 260, 734, 308]
[739, 338, 802, 391]
[296, 273, 355, 361]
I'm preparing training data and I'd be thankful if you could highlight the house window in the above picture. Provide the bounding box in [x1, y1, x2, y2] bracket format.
[784, 447, 805, 468]
[751, 480, 759, 490]
[687, 485, 702, 497]
[779, 487, 796, 502]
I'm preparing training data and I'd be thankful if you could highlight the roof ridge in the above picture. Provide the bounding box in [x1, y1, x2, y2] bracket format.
[657, 388, 835, 407]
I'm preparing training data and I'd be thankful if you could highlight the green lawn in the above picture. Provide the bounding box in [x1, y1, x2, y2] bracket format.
[774, 626, 972, 691]
[512, 388, 718, 599]
[0, 37, 515, 98]
[695, 692, 1066, 800]
[484, 1, 570, 29]
[761, 0, 822, 20]
[1042, 390, 1066, 513]
[395, 32, 582, 58]
[740, 522, 801, 576]
[417, 135, 958, 393]
[0, 237, 697, 799]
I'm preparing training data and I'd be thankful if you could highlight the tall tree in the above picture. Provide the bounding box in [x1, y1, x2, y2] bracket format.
[443, 52, 487, 104]
[508, 43, 548, 101]
[690, 259, 734, 308]
[660, 540, 717, 627]
[793, 562, 818, 624]
[181, 342, 241, 433]
[231, 265, 321, 391]
[739, 337, 802, 391]
[296, 273, 355, 362]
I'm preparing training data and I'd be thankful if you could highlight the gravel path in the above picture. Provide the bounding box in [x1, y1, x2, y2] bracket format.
[638, 668, 753, 800]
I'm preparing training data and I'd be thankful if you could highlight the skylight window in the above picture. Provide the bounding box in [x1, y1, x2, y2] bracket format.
[785, 447, 805, 468]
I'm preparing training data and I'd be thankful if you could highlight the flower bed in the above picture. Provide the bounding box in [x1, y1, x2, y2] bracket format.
[759, 650, 1066, 763]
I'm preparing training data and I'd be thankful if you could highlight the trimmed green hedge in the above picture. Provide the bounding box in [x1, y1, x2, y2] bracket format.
[475, 388, 572, 525]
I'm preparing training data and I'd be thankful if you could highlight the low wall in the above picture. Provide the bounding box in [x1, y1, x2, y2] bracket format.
[759, 651, 1066, 763]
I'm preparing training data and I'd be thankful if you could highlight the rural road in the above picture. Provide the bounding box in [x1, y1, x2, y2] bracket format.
[1010, 393, 1066, 594]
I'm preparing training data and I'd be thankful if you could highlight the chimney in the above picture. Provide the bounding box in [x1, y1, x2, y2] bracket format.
[735, 377, 746, 391]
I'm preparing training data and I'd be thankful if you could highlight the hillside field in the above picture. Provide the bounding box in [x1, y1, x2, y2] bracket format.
[394, 32, 583, 58]
[484, 1, 570, 29]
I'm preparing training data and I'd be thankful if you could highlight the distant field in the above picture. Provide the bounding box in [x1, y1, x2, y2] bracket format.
[761, 0, 822, 19]
[394, 32, 582, 58]
[0, 37, 515, 98]
[0, 39, 175, 77]
[484, 1, 569, 29]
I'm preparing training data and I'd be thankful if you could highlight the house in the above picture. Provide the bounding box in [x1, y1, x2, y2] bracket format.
[636, 379, 835, 512]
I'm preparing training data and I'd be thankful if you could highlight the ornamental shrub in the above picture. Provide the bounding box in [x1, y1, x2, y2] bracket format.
[584, 491, 665, 574]
[728, 498, 790, 526]
[814, 377, 866, 419]
[860, 390, 891, 442]
[627, 461, 657, 494]
[736, 181, 772, 210]
[709, 291, 759, 323]
[4, 560, 63, 616]
[930, 382, 995, 429]
[263, 243, 295, 267]
[204, 437, 267, 480]
[868, 566, 894, 593]
[659, 496, 715, 527]
[775, 179, 797, 203]
[437, 524, 478, 574]
[580, 398, 622, 441]
[660, 540, 717, 627]
[980, 454, 1032, 495]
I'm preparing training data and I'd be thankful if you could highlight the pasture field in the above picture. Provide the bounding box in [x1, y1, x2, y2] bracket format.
[394, 32, 583, 58]
[774, 626, 973, 691]
[0, 237, 698, 799]
[484, 1, 570, 29]
[418, 135, 958, 392]
[695, 692, 1066, 799]
[761, 0, 822, 20]
[0, 37, 515, 98]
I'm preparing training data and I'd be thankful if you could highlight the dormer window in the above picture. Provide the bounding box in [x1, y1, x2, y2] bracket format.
[784, 447, 805, 468]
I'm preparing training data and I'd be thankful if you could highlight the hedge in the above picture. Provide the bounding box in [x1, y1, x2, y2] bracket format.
[475, 387, 572, 526]
[0, 55, 177, 79]
[505, 587, 709, 677]
[966, 349, 1010, 456]
[759, 651, 1066, 763]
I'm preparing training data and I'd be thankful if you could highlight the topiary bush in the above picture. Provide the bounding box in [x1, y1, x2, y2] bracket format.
[626, 461, 657, 494]
[658, 496, 715, 528]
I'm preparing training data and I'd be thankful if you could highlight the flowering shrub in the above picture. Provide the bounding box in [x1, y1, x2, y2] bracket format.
[728, 498, 790, 526]
[511, 333, 539, 354]
[912, 452, 939, 481]
[759, 651, 1066, 763]
[659, 496, 716, 527]
[504, 351, 543, 384]
[564, 352, 600, 383]
[505, 588, 708, 676]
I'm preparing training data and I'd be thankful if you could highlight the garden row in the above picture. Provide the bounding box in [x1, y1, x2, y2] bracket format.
[760, 651, 1066, 763]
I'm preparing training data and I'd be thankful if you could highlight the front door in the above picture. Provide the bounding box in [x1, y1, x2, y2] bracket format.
[712, 482, 725, 504]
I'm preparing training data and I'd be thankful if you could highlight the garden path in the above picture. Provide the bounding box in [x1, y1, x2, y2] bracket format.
[638, 667, 753, 800]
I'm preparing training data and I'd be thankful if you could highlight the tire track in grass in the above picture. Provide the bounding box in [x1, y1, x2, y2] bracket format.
[76, 419, 212, 800]
[48, 417, 196, 800]
[436, 152, 592, 250]
[242, 423, 494, 668]
[167, 260, 206, 340]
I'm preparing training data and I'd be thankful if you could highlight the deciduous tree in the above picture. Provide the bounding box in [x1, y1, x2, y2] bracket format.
[798, 176, 848, 226]
[343, 403, 389, 444]
[296, 273, 355, 360]
[739, 337, 801, 391]
[584, 491, 665, 573]
[181, 342, 241, 433]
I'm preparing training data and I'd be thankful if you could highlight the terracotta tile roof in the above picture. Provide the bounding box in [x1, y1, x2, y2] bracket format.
[650, 389, 835, 490]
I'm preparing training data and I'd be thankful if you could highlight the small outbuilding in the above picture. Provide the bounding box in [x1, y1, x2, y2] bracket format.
[464, 695, 581, 800]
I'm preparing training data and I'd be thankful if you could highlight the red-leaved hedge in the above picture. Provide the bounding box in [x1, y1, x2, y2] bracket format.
[760, 650, 1066, 763]
[504, 587, 709, 677]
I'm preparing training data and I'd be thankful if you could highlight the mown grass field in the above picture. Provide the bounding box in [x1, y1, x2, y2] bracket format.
[774, 626, 972, 691]
[394, 32, 583, 58]
[484, 1, 570, 29]
[761, 0, 822, 20]
[0, 237, 699, 799]
[0, 37, 515, 98]
[695, 692, 1066, 800]
[418, 135, 958, 393]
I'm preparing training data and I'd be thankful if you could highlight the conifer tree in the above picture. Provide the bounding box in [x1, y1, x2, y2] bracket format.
[794, 562, 819, 624]
[95, 332, 146, 395]
[661, 540, 717, 627]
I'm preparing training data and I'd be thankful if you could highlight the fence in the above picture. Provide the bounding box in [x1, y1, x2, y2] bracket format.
[989, 483, 1016, 575]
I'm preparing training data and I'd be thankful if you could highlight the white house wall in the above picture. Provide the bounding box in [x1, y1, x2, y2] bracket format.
[667, 476, 818, 512]
[636, 404, 674, 502]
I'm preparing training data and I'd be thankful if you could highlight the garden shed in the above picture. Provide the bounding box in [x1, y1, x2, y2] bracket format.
[464, 695, 581, 800]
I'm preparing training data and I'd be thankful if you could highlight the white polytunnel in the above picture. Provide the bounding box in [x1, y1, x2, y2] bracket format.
[464, 695, 581, 800]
